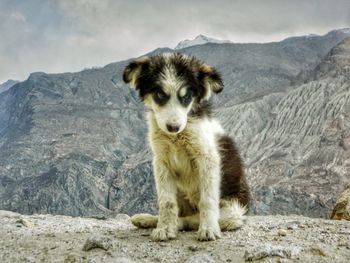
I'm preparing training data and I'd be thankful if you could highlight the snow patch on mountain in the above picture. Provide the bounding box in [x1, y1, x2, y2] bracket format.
[174, 34, 232, 50]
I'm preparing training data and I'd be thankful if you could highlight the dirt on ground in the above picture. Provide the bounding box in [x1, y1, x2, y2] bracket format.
[0, 210, 349, 263]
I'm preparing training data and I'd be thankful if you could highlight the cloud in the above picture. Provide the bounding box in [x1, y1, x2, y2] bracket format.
[9, 11, 26, 22]
[0, 0, 349, 82]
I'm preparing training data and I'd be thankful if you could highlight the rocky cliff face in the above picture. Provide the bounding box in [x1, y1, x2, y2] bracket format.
[0, 29, 349, 218]
[1, 210, 349, 263]
[0, 63, 147, 216]
[240, 37, 350, 217]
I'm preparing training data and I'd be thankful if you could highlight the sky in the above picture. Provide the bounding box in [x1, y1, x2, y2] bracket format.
[1, 0, 350, 83]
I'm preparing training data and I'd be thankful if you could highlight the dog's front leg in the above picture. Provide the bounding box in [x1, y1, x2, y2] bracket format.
[197, 154, 222, 241]
[151, 157, 178, 241]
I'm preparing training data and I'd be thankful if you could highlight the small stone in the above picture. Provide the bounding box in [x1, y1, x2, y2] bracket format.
[16, 218, 34, 228]
[278, 229, 287, 236]
[185, 254, 215, 263]
[24, 256, 35, 263]
[331, 183, 350, 220]
[287, 225, 298, 230]
[244, 244, 302, 261]
[65, 254, 78, 263]
[91, 215, 107, 220]
[311, 245, 328, 256]
[82, 235, 112, 251]
[188, 245, 201, 252]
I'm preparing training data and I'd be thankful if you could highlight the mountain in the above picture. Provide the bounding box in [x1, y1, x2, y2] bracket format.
[0, 80, 19, 93]
[174, 34, 232, 49]
[0, 29, 349, 217]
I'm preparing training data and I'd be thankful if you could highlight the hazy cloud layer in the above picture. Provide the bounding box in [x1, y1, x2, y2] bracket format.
[1, 0, 349, 82]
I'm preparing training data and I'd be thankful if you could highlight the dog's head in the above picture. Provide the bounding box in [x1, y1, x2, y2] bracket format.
[123, 53, 223, 135]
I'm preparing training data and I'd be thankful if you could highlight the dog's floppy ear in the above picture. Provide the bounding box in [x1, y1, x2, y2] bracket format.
[123, 56, 150, 88]
[198, 63, 223, 100]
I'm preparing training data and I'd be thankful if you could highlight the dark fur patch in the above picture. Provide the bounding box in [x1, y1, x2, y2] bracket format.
[189, 101, 213, 118]
[178, 89, 193, 107]
[218, 135, 250, 207]
[153, 89, 170, 106]
[122, 53, 224, 104]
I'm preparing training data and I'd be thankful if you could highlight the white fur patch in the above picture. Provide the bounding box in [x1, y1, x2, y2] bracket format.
[179, 87, 187, 97]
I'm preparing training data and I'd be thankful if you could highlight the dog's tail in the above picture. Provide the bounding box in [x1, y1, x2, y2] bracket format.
[219, 199, 247, 231]
[131, 213, 158, 228]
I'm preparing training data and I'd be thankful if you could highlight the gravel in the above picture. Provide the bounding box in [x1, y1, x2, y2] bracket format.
[0, 210, 349, 263]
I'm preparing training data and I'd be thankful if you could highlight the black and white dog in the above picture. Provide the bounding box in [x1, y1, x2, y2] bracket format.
[123, 53, 250, 241]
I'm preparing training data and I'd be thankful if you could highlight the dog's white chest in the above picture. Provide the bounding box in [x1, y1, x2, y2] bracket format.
[167, 141, 195, 178]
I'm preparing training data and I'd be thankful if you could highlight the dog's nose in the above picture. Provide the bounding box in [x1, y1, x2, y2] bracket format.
[166, 124, 180, 133]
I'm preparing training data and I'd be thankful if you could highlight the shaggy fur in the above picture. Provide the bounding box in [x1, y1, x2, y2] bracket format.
[123, 53, 250, 241]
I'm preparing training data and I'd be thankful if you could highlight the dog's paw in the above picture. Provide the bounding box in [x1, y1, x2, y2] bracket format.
[131, 213, 158, 229]
[151, 227, 177, 242]
[197, 226, 221, 241]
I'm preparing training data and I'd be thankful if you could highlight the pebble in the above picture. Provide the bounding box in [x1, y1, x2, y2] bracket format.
[278, 229, 287, 236]
[82, 235, 113, 251]
[16, 218, 34, 228]
[310, 245, 327, 256]
[188, 245, 201, 252]
[244, 244, 303, 261]
[286, 221, 299, 230]
[24, 256, 35, 263]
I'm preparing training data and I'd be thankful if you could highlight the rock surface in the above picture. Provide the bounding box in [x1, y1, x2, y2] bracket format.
[0, 210, 349, 263]
[331, 183, 350, 220]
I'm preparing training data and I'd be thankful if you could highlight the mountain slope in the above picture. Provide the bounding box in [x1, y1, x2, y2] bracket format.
[0, 29, 349, 217]
[223, 37, 350, 217]
[0, 64, 147, 216]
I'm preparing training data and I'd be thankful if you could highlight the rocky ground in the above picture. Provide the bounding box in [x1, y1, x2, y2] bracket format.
[0, 210, 349, 263]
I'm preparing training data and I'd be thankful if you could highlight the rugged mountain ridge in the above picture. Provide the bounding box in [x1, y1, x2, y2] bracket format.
[0, 79, 19, 94]
[245, 37, 350, 217]
[0, 29, 349, 217]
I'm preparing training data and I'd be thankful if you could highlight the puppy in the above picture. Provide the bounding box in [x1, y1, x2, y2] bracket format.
[123, 53, 250, 241]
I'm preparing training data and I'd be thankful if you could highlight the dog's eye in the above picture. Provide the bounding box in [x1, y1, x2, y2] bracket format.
[156, 91, 166, 100]
[183, 92, 191, 100]
[179, 90, 193, 106]
[153, 90, 169, 105]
